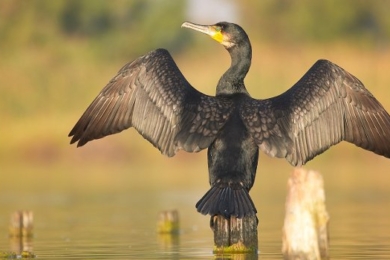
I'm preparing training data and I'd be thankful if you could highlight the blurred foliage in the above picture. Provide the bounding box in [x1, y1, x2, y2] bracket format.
[240, 0, 390, 46]
[1, 1, 390, 58]
[0, 0, 187, 59]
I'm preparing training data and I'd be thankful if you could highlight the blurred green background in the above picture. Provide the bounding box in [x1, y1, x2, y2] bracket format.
[1, 0, 390, 222]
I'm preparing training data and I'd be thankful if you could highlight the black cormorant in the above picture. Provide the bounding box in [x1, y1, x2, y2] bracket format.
[69, 22, 390, 218]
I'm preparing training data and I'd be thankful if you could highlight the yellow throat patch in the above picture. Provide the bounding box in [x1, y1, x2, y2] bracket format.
[211, 31, 224, 43]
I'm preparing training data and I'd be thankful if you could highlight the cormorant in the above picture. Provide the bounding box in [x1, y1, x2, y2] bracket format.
[69, 22, 390, 218]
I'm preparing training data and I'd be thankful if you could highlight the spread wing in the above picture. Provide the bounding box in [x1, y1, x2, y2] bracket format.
[69, 49, 233, 156]
[241, 59, 390, 166]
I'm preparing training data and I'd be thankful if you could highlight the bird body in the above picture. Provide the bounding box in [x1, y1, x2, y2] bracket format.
[199, 93, 260, 217]
[69, 22, 390, 218]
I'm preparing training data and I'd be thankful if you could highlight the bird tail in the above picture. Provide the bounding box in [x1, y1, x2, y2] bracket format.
[196, 185, 257, 218]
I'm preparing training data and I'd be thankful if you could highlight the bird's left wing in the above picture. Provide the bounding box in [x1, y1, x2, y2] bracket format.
[241, 59, 390, 166]
[69, 49, 233, 156]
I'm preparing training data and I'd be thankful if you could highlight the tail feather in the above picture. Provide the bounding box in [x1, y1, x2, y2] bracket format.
[196, 185, 257, 218]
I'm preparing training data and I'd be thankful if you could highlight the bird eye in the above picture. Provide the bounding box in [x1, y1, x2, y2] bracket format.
[215, 26, 222, 32]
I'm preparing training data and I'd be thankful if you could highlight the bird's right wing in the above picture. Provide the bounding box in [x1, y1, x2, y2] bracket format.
[69, 49, 233, 156]
[241, 59, 390, 166]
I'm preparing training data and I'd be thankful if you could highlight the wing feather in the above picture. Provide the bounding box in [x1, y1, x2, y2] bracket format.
[241, 59, 390, 166]
[69, 49, 233, 156]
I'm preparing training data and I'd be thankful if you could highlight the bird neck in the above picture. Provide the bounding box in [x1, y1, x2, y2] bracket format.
[216, 40, 252, 96]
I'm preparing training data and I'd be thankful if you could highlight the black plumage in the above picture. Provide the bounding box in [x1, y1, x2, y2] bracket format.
[69, 21, 390, 218]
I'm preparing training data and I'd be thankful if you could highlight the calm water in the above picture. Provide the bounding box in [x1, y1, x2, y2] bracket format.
[1, 186, 390, 259]
[1, 155, 390, 259]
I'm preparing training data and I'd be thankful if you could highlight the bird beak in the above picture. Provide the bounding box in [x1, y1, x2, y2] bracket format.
[181, 22, 223, 43]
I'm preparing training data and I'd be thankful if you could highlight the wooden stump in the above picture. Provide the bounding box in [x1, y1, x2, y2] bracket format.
[8, 211, 34, 255]
[9, 211, 33, 238]
[157, 210, 180, 234]
[211, 215, 258, 254]
[282, 168, 329, 260]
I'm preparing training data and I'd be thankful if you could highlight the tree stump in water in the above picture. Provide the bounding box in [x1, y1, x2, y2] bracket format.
[9, 211, 33, 238]
[282, 168, 329, 260]
[157, 210, 180, 234]
[211, 214, 258, 254]
[8, 211, 34, 255]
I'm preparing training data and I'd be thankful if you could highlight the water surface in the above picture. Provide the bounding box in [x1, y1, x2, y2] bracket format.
[1, 150, 390, 259]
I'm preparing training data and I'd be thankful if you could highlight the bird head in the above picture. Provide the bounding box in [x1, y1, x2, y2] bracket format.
[181, 21, 248, 49]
